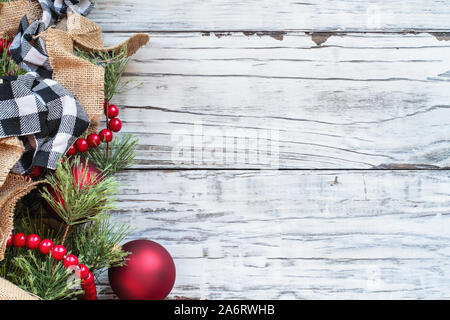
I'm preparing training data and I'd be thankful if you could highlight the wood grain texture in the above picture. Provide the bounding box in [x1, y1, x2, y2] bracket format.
[103, 32, 450, 169]
[92, 0, 450, 32]
[97, 170, 450, 299]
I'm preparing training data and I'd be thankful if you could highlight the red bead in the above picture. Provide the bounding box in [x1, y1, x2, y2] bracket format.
[75, 138, 89, 153]
[99, 129, 113, 143]
[39, 239, 54, 255]
[13, 233, 26, 248]
[76, 264, 90, 279]
[87, 133, 101, 148]
[51, 245, 67, 261]
[108, 118, 122, 132]
[26, 234, 41, 250]
[105, 104, 119, 119]
[66, 144, 76, 156]
[63, 254, 79, 268]
[30, 166, 43, 178]
[6, 234, 13, 247]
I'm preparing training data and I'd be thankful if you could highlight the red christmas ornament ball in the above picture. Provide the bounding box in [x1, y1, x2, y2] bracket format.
[51, 245, 67, 261]
[105, 104, 119, 119]
[13, 233, 26, 248]
[87, 133, 101, 148]
[99, 129, 113, 143]
[75, 138, 89, 153]
[26, 234, 41, 250]
[66, 144, 76, 156]
[63, 254, 79, 268]
[39, 239, 54, 255]
[108, 239, 176, 300]
[108, 118, 122, 132]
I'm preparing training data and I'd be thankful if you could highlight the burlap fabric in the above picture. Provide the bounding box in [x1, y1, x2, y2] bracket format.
[0, 277, 40, 300]
[0, 0, 41, 39]
[0, 174, 39, 261]
[41, 13, 150, 132]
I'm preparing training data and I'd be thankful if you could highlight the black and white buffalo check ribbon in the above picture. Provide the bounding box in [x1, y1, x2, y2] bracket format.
[9, 16, 53, 79]
[0, 73, 90, 174]
[38, 0, 94, 28]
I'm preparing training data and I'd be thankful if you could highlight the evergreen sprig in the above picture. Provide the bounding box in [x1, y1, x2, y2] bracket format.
[75, 46, 138, 102]
[8, 252, 82, 300]
[1, 36, 25, 77]
[88, 134, 138, 176]
[70, 215, 131, 273]
[40, 156, 119, 226]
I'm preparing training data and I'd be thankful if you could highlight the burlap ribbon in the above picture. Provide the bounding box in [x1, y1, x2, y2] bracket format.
[0, 0, 42, 39]
[0, 277, 41, 300]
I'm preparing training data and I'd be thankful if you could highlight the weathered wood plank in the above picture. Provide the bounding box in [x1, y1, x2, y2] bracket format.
[97, 170, 450, 299]
[93, 0, 450, 32]
[103, 32, 450, 169]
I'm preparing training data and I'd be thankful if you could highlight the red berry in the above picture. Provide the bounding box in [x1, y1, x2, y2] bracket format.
[7, 42, 11, 55]
[99, 129, 113, 143]
[6, 234, 13, 247]
[108, 118, 122, 132]
[87, 133, 101, 148]
[26, 234, 41, 250]
[76, 264, 90, 279]
[51, 245, 67, 261]
[66, 144, 76, 156]
[39, 239, 54, 255]
[105, 104, 119, 119]
[0, 38, 5, 52]
[84, 294, 97, 300]
[30, 166, 43, 178]
[63, 254, 79, 268]
[75, 138, 89, 153]
[13, 233, 26, 248]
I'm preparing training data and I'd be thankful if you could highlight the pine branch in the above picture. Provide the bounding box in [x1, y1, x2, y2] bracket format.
[75, 46, 140, 102]
[68, 215, 132, 273]
[9, 252, 82, 300]
[40, 156, 119, 226]
[87, 134, 138, 176]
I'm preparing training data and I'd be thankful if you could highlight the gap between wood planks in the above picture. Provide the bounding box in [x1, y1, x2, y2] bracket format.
[102, 30, 450, 46]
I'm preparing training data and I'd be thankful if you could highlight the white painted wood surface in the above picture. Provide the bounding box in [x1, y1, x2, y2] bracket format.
[92, 0, 450, 32]
[94, 1, 450, 299]
[104, 32, 450, 169]
[97, 170, 450, 299]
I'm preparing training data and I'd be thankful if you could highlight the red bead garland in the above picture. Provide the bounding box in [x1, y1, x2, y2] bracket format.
[13, 233, 26, 248]
[26, 234, 41, 250]
[6, 233, 97, 300]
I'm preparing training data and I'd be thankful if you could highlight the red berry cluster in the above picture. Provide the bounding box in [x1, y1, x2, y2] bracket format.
[0, 38, 12, 55]
[67, 102, 122, 157]
[7, 233, 97, 300]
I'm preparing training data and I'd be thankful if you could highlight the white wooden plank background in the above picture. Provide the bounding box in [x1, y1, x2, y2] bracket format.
[94, 1, 450, 299]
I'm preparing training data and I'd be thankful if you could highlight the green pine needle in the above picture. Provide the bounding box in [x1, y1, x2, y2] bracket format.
[40, 156, 119, 226]
[88, 134, 138, 176]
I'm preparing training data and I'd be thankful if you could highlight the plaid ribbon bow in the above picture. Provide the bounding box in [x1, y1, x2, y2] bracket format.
[0, 73, 90, 174]
[38, 0, 94, 28]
